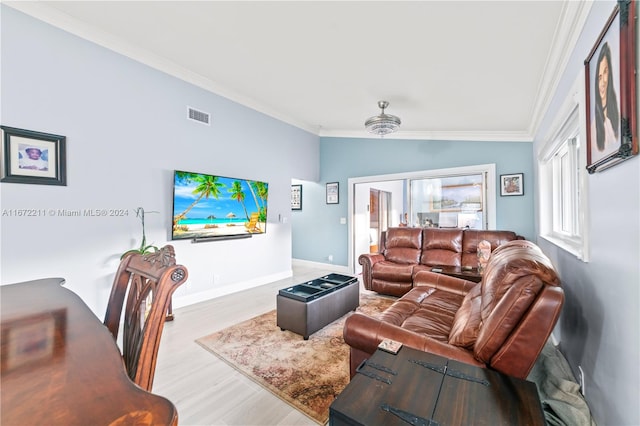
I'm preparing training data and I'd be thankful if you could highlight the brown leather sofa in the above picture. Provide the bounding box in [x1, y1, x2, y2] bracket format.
[359, 227, 523, 296]
[344, 240, 564, 380]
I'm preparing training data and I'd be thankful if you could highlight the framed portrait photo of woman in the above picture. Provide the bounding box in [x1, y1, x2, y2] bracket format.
[585, 1, 638, 174]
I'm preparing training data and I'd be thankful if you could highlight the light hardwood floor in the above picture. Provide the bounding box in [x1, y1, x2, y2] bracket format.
[152, 264, 350, 426]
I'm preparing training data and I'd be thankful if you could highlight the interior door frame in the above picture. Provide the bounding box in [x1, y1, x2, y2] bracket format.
[348, 164, 497, 274]
[368, 188, 392, 253]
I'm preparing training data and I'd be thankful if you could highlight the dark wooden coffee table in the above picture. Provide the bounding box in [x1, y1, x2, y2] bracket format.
[430, 265, 483, 283]
[330, 346, 544, 425]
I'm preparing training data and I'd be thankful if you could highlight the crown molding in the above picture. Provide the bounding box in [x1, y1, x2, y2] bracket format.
[319, 129, 534, 142]
[526, 1, 594, 137]
[5, 1, 589, 143]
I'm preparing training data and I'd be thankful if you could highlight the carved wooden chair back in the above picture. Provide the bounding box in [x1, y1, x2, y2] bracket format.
[104, 245, 188, 391]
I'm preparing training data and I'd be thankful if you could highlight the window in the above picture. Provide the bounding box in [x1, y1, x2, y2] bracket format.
[349, 164, 496, 273]
[410, 173, 487, 230]
[552, 135, 580, 235]
[539, 74, 589, 261]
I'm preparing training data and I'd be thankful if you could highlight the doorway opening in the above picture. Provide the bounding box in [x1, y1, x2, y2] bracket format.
[348, 164, 496, 274]
[369, 188, 392, 253]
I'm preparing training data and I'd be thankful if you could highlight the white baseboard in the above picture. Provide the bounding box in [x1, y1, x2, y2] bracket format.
[292, 258, 351, 274]
[172, 260, 352, 309]
[172, 269, 292, 309]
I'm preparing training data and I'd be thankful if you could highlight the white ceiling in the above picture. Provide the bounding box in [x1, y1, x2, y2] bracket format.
[6, 1, 592, 141]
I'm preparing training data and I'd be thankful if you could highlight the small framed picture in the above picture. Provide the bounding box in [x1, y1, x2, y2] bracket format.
[1, 126, 67, 186]
[326, 182, 339, 204]
[500, 173, 524, 196]
[291, 184, 302, 210]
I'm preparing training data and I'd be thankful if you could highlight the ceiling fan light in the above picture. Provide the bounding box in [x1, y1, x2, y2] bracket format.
[365, 101, 401, 136]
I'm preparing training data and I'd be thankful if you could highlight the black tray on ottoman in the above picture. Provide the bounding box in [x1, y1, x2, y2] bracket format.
[278, 273, 358, 302]
[277, 274, 359, 339]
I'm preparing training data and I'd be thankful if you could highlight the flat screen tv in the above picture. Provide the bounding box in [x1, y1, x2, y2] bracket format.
[172, 170, 268, 240]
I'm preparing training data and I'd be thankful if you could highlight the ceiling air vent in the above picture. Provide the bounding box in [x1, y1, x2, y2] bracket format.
[187, 106, 211, 125]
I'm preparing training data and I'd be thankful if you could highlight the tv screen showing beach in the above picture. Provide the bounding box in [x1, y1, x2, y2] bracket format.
[172, 170, 268, 240]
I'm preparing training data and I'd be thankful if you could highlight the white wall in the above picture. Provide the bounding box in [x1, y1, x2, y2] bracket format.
[532, 2, 639, 424]
[0, 6, 319, 317]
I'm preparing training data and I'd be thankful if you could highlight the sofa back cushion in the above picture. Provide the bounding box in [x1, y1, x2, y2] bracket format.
[420, 228, 463, 267]
[473, 242, 560, 363]
[461, 230, 519, 268]
[384, 227, 423, 264]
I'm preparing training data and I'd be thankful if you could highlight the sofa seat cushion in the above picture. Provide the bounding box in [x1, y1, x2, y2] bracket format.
[369, 279, 413, 297]
[378, 287, 464, 342]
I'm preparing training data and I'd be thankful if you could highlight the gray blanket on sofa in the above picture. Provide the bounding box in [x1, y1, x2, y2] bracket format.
[527, 340, 597, 426]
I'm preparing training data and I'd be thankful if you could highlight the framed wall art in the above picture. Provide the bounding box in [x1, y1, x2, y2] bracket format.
[1, 126, 67, 186]
[430, 184, 483, 211]
[585, 0, 637, 174]
[500, 173, 524, 196]
[326, 182, 339, 204]
[291, 184, 302, 210]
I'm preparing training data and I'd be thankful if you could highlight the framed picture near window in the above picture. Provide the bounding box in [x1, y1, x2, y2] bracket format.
[585, 1, 638, 174]
[1, 126, 67, 186]
[291, 184, 302, 210]
[500, 173, 524, 196]
[326, 182, 339, 204]
[430, 184, 483, 212]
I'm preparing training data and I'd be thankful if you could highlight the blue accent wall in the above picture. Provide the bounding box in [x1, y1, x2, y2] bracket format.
[291, 137, 534, 266]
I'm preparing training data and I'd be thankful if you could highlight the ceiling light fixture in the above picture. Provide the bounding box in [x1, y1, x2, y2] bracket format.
[365, 100, 401, 136]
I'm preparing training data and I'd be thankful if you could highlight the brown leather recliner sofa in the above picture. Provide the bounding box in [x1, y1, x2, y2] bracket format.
[344, 240, 564, 380]
[359, 227, 523, 297]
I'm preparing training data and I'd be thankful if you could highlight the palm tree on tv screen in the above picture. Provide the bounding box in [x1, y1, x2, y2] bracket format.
[229, 180, 249, 220]
[247, 181, 260, 216]
[173, 172, 225, 230]
[256, 182, 269, 222]
[247, 180, 268, 222]
[253, 181, 268, 206]
[239, 180, 268, 229]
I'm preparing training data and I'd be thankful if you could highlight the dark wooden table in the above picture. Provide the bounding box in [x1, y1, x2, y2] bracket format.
[432, 265, 483, 283]
[330, 346, 544, 426]
[1, 278, 178, 426]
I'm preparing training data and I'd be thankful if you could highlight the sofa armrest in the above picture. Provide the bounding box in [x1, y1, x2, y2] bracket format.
[413, 270, 477, 296]
[358, 253, 385, 291]
[343, 313, 483, 367]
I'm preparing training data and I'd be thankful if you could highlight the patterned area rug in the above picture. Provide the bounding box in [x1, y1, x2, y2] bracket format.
[195, 292, 395, 424]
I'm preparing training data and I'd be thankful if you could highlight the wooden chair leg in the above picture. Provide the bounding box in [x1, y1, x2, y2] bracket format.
[165, 300, 174, 321]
